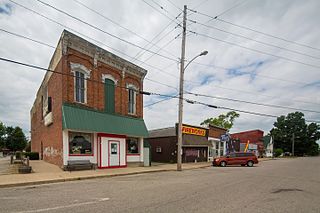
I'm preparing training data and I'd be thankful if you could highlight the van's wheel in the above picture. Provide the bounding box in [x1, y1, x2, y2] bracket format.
[247, 161, 254, 167]
[220, 161, 226, 167]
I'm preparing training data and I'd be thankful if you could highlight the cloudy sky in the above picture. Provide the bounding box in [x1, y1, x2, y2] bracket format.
[0, 0, 319, 138]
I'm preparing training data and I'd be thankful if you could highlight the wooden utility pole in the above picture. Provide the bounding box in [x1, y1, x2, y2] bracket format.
[177, 5, 187, 171]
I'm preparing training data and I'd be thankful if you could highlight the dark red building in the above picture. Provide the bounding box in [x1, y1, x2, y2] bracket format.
[147, 124, 210, 163]
[231, 130, 264, 157]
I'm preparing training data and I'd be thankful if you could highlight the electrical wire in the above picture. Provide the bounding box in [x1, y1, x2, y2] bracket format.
[4, 25, 318, 107]
[188, 8, 320, 52]
[141, 0, 179, 22]
[185, 91, 320, 114]
[71, 0, 177, 59]
[189, 20, 320, 60]
[3, 3, 319, 106]
[5, 1, 181, 82]
[193, 62, 316, 86]
[132, 17, 180, 62]
[33, 0, 178, 62]
[189, 30, 320, 69]
[0, 56, 319, 123]
[144, 95, 177, 108]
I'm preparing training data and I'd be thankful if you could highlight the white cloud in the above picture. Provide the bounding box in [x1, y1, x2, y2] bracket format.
[0, 0, 319, 137]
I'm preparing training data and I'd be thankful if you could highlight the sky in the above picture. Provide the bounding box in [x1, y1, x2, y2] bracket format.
[0, 0, 319, 139]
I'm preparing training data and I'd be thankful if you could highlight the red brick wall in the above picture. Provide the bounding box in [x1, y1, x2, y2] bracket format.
[31, 59, 64, 167]
[31, 48, 145, 168]
[231, 130, 264, 144]
[208, 126, 227, 139]
[63, 48, 143, 118]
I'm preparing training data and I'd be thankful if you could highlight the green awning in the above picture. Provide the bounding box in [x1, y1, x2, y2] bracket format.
[62, 104, 148, 137]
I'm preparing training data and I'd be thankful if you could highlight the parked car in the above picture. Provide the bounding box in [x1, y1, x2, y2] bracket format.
[212, 152, 258, 167]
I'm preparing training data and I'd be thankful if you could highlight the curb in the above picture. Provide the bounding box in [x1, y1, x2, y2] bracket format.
[0, 164, 211, 189]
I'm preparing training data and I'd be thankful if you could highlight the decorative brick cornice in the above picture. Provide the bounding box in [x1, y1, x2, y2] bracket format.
[62, 30, 147, 79]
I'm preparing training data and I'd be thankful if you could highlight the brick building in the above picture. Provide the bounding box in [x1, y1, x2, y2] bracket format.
[147, 124, 211, 163]
[231, 130, 264, 157]
[30, 30, 148, 169]
[207, 125, 228, 160]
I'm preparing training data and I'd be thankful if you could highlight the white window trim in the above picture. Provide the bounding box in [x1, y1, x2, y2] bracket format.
[101, 74, 118, 85]
[70, 63, 91, 104]
[127, 83, 138, 115]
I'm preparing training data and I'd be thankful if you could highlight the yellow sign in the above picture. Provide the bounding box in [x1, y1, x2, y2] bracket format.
[182, 126, 206, 136]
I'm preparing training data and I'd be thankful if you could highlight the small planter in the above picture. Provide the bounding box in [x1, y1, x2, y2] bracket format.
[18, 165, 32, 174]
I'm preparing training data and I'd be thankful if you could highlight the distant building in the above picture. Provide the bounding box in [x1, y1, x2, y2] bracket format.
[263, 135, 273, 157]
[147, 124, 211, 163]
[231, 130, 264, 157]
[207, 125, 228, 160]
[30, 30, 148, 169]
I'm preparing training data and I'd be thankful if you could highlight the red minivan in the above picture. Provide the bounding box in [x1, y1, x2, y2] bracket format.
[212, 152, 258, 167]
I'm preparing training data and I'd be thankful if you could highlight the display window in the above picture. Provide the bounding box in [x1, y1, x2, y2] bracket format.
[69, 132, 93, 155]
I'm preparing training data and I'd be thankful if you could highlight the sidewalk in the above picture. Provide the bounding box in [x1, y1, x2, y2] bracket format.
[0, 160, 211, 188]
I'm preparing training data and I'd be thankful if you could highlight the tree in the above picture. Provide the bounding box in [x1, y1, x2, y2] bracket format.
[5, 126, 27, 152]
[270, 112, 320, 156]
[200, 111, 240, 130]
[0, 122, 5, 149]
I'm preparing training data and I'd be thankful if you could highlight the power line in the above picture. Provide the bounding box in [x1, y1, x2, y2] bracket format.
[185, 91, 320, 114]
[189, 31, 320, 69]
[216, 18, 320, 52]
[1, 7, 318, 107]
[7, 1, 182, 82]
[0, 56, 173, 97]
[188, 8, 320, 52]
[140, 36, 178, 64]
[71, 0, 177, 59]
[0, 28, 55, 49]
[189, 20, 320, 60]
[210, 0, 247, 19]
[132, 17, 180, 62]
[34, 0, 178, 62]
[185, 99, 320, 123]
[144, 95, 177, 108]
[1, 56, 319, 123]
[3, 25, 317, 107]
[141, 0, 179, 22]
[193, 62, 315, 86]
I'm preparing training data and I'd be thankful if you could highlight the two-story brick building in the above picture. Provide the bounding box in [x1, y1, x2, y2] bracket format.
[30, 30, 148, 169]
[231, 130, 264, 157]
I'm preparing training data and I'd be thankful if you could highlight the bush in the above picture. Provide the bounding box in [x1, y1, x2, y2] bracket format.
[15, 151, 22, 160]
[274, 148, 283, 157]
[24, 152, 39, 160]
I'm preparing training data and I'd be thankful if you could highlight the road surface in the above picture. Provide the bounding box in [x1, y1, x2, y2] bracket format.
[0, 157, 319, 213]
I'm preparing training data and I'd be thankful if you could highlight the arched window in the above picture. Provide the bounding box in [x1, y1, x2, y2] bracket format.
[127, 83, 138, 115]
[102, 74, 117, 113]
[70, 63, 91, 104]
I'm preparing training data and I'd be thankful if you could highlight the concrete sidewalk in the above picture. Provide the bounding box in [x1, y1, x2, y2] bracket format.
[0, 160, 211, 188]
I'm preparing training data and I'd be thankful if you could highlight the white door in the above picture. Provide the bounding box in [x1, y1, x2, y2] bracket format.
[109, 141, 120, 166]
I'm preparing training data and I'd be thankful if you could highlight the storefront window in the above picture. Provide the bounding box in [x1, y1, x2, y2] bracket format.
[215, 142, 219, 150]
[127, 138, 139, 154]
[69, 132, 92, 155]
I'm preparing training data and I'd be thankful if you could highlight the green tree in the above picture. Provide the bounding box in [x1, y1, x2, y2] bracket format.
[5, 126, 27, 152]
[200, 111, 240, 130]
[0, 122, 5, 149]
[270, 112, 320, 156]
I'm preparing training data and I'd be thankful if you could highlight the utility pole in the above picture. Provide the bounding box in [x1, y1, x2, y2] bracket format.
[292, 132, 295, 157]
[177, 5, 187, 171]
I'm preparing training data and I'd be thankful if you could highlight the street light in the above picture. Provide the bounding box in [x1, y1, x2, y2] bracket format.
[177, 50, 208, 171]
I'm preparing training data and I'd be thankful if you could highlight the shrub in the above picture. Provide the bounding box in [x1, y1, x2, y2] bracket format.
[24, 152, 39, 160]
[15, 151, 22, 160]
[274, 148, 283, 157]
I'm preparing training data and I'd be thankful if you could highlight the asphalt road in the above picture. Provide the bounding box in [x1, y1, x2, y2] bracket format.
[0, 157, 319, 213]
